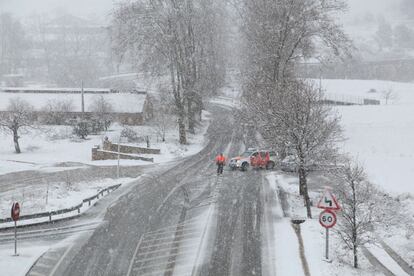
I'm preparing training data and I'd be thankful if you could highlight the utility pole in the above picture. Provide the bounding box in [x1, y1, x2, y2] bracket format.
[81, 80, 85, 117]
[117, 135, 121, 179]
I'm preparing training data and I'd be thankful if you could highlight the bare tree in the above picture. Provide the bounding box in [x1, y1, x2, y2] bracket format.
[331, 161, 379, 268]
[89, 95, 113, 131]
[111, 0, 227, 143]
[238, 0, 352, 85]
[381, 88, 398, 105]
[0, 98, 36, 153]
[41, 99, 74, 125]
[238, 0, 351, 218]
[249, 80, 342, 218]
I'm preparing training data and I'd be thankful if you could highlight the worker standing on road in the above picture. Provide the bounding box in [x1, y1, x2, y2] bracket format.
[215, 153, 226, 175]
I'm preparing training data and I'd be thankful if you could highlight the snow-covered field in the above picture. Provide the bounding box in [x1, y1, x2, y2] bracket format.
[0, 177, 133, 220]
[0, 111, 211, 176]
[320, 79, 414, 196]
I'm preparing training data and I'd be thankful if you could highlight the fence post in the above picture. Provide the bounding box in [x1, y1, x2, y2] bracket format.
[49, 214, 52, 222]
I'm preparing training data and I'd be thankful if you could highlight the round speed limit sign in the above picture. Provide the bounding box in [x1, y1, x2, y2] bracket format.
[319, 209, 337, 228]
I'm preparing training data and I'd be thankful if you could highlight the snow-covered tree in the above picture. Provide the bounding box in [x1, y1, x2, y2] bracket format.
[111, 0, 227, 143]
[332, 161, 378, 268]
[238, 0, 351, 85]
[248, 80, 342, 218]
[238, 0, 350, 218]
[0, 98, 36, 153]
[89, 95, 113, 131]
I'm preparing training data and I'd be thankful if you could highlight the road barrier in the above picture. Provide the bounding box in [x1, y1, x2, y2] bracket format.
[0, 183, 122, 224]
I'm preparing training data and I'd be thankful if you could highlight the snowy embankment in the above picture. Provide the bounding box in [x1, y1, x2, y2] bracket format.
[264, 172, 378, 276]
[0, 177, 133, 223]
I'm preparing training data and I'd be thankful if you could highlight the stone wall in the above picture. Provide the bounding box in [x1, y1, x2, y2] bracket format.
[103, 140, 161, 155]
[92, 147, 154, 162]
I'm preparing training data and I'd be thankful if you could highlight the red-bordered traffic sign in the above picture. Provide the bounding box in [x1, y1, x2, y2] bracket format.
[317, 189, 341, 210]
[11, 202, 20, 221]
[319, 209, 337, 228]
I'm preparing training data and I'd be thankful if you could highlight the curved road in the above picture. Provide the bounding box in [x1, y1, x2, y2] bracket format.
[25, 105, 263, 276]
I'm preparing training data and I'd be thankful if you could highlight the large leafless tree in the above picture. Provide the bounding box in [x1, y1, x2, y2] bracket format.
[238, 0, 351, 218]
[0, 98, 36, 153]
[111, 0, 226, 144]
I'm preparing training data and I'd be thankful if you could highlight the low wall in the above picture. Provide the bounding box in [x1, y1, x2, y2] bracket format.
[103, 140, 160, 155]
[92, 147, 154, 162]
[363, 98, 380, 105]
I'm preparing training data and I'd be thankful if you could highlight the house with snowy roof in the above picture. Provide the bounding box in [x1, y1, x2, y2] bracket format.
[0, 87, 153, 125]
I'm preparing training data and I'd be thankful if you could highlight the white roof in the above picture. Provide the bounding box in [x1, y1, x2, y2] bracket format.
[0, 92, 147, 113]
[1, 87, 110, 93]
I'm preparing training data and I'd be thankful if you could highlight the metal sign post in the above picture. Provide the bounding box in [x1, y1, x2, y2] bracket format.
[14, 221, 17, 256]
[319, 209, 337, 261]
[325, 228, 329, 260]
[11, 202, 20, 256]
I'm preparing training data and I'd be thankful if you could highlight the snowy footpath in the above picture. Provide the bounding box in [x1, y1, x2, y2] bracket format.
[262, 171, 386, 276]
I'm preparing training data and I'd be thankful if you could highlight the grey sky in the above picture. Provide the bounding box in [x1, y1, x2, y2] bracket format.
[0, 0, 115, 19]
[0, 0, 403, 23]
[343, 0, 401, 21]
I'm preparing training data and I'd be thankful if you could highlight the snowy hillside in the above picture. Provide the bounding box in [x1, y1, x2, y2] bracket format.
[321, 79, 414, 195]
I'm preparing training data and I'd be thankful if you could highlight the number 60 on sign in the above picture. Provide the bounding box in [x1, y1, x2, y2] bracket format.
[319, 209, 337, 228]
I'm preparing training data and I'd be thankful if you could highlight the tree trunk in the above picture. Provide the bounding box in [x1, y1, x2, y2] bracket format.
[352, 182, 358, 268]
[298, 164, 306, 196]
[187, 98, 195, 134]
[13, 128, 21, 154]
[353, 245, 358, 268]
[178, 114, 187, 145]
[298, 165, 312, 218]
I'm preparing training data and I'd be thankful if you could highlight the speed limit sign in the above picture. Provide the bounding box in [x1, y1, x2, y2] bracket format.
[319, 209, 337, 228]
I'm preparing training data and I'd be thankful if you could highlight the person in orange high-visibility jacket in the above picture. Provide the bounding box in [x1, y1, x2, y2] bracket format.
[215, 153, 226, 175]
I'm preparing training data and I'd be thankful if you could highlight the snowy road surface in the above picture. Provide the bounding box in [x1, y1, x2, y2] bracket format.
[23, 105, 266, 276]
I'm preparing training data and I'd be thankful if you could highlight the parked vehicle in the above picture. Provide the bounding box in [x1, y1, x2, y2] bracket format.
[250, 150, 277, 170]
[280, 155, 318, 172]
[280, 155, 298, 172]
[229, 148, 277, 171]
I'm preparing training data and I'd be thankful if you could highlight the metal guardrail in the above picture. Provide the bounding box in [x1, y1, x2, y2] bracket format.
[0, 183, 122, 224]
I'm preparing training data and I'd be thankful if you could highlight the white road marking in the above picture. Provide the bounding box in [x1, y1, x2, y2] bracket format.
[49, 243, 76, 276]
[126, 235, 145, 276]
[34, 262, 52, 269]
[28, 271, 47, 276]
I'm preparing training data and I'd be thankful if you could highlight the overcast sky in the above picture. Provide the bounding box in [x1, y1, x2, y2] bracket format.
[0, 0, 115, 19]
[0, 0, 403, 22]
